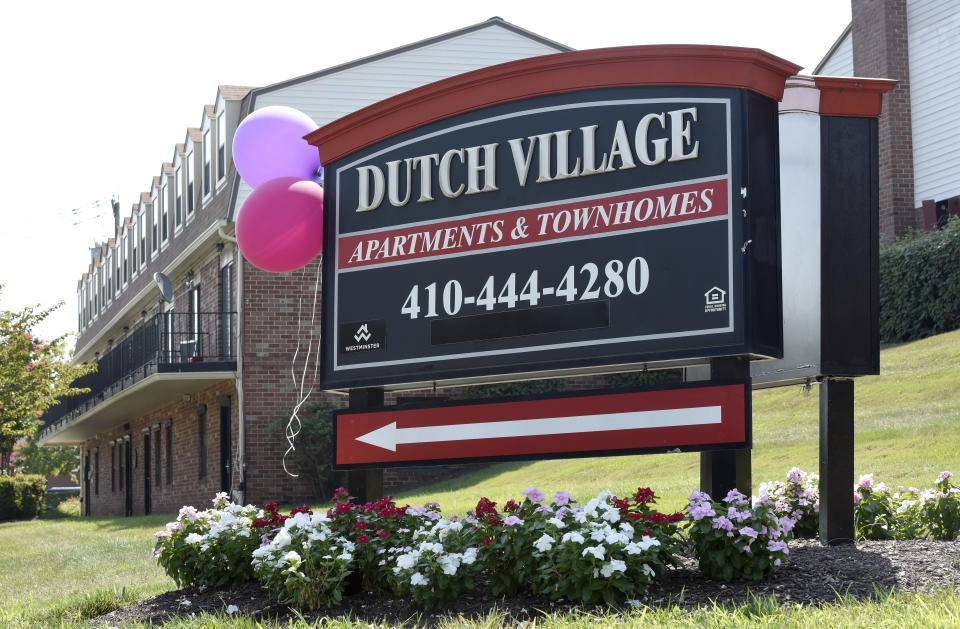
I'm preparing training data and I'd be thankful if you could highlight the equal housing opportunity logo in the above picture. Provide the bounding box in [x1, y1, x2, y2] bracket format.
[704, 287, 727, 313]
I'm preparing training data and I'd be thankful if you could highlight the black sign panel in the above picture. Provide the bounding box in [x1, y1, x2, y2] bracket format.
[320, 86, 780, 389]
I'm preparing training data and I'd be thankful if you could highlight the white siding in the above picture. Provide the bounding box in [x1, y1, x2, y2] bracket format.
[908, 0, 960, 205]
[818, 30, 854, 76]
[236, 24, 565, 207]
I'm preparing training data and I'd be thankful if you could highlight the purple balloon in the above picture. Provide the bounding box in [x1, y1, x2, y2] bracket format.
[236, 177, 324, 273]
[233, 106, 321, 188]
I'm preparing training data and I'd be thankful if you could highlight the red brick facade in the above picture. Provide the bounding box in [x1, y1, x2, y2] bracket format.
[851, 0, 919, 242]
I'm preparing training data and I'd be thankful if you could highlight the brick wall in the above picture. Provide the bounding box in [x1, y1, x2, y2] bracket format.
[852, 0, 918, 242]
[82, 379, 238, 516]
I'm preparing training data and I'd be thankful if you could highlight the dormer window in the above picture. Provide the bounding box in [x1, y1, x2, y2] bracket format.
[131, 221, 138, 277]
[216, 111, 226, 182]
[186, 153, 195, 216]
[203, 129, 211, 197]
[161, 181, 169, 245]
[105, 251, 114, 301]
[175, 166, 183, 229]
[121, 234, 129, 287]
[138, 208, 146, 266]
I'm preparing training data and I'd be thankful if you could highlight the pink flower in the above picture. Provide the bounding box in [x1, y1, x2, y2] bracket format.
[853, 492, 862, 504]
[723, 489, 748, 505]
[503, 515, 524, 526]
[738, 526, 758, 540]
[937, 471, 953, 484]
[521, 487, 545, 503]
[787, 468, 804, 484]
[712, 516, 734, 532]
[553, 491, 573, 506]
[767, 540, 789, 554]
[857, 474, 873, 489]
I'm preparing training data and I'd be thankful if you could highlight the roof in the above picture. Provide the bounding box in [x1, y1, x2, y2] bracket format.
[162, 163, 174, 175]
[814, 23, 852, 75]
[187, 128, 202, 143]
[219, 85, 254, 101]
[140, 192, 152, 205]
[204, 104, 215, 118]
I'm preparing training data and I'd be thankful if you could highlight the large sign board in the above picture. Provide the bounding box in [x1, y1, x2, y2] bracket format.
[333, 382, 749, 469]
[310, 48, 791, 390]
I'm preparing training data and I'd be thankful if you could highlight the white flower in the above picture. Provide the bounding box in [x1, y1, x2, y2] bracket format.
[561, 531, 585, 544]
[462, 547, 478, 565]
[619, 522, 635, 536]
[439, 554, 461, 575]
[642, 563, 655, 577]
[546, 517, 567, 529]
[605, 530, 629, 545]
[396, 552, 419, 570]
[225, 604, 239, 614]
[410, 572, 428, 586]
[625, 599, 642, 608]
[533, 534, 555, 552]
[273, 529, 292, 548]
[601, 508, 621, 524]
[600, 559, 626, 577]
[590, 528, 607, 542]
[219, 512, 238, 527]
[337, 552, 352, 561]
[582, 545, 605, 560]
[283, 550, 301, 564]
[185, 533, 204, 544]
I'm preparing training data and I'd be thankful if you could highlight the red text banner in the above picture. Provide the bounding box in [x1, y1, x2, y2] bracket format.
[338, 177, 728, 270]
[334, 383, 748, 468]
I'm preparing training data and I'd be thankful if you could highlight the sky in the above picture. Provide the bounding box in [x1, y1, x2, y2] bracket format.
[0, 0, 851, 346]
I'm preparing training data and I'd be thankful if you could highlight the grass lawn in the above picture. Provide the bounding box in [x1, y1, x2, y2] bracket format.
[1, 329, 959, 627]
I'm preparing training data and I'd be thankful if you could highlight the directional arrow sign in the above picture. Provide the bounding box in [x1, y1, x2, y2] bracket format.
[334, 382, 748, 468]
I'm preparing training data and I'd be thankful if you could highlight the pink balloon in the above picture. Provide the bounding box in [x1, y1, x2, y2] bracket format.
[233, 106, 321, 188]
[236, 177, 324, 273]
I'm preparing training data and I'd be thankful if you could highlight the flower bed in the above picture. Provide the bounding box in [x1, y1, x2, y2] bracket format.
[154, 469, 956, 611]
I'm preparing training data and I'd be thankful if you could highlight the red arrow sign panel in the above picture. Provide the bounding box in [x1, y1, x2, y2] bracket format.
[334, 383, 748, 469]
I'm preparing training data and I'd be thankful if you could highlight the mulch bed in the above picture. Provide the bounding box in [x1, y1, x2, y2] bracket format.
[93, 539, 960, 627]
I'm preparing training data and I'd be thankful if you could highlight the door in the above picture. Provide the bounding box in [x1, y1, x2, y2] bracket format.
[219, 399, 232, 493]
[143, 432, 152, 515]
[124, 438, 133, 516]
[83, 450, 91, 516]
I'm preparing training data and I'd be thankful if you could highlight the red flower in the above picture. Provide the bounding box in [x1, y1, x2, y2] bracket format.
[290, 505, 313, 515]
[334, 502, 352, 514]
[351, 520, 369, 530]
[504, 500, 520, 512]
[611, 496, 631, 512]
[378, 530, 390, 539]
[251, 518, 270, 528]
[264, 502, 279, 512]
[482, 537, 492, 545]
[635, 487, 656, 504]
[357, 534, 370, 544]
[333, 487, 350, 500]
[643, 529, 652, 536]
[475, 497, 498, 517]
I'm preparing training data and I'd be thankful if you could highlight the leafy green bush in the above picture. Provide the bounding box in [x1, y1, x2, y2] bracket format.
[269, 400, 342, 501]
[0, 474, 46, 521]
[880, 218, 960, 343]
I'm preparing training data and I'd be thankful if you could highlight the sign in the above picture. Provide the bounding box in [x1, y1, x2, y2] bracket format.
[310, 47, 792, 390]
[333, 382, 749, 469]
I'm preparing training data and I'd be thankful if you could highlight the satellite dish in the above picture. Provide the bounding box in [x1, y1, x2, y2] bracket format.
[154, 272, 174, 303]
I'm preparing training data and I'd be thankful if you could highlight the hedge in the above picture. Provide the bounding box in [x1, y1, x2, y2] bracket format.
[880, 218, 960, 343]
[0, 474, 46, 521]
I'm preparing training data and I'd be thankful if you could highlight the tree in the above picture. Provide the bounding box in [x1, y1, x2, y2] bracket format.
[13, 436, 79, 482]
[0, 285, 95, 473]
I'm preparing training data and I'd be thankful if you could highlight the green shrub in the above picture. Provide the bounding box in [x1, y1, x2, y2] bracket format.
[0, 474, 46, 521]
[880, 218, 960, 343]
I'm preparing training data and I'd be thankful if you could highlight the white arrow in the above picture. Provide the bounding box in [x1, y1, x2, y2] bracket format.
[356, 406, 722, 452]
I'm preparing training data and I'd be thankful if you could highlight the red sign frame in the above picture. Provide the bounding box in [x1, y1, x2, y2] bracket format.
[333, 382, 749, 469]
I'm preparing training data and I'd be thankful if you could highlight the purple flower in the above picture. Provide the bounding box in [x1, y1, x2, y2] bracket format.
[711, 516, 734, 532]
[738, 526, 758, 540]
[937, 471, 953, 484]
[688, 503, 716, 521]
[425, 511, 441, 521]
[553, 491, 574, 506]
[424, 501, 441, 509]
[154, 530, 171, 539]
[723, 489, 747, 504]
[503, 515, 524, 526]
[767, 540, 789, 554]
[534, 505, 554, 515]
[787, 468, 804, 484]
[260, 534, 271, 547]
[449, 515, 459, 522]
[689, 489, 711, 503]
[853, 492, 862, 504]
[179, 506, 198, 522]
[857, 474, 873, 489]
[522, 487, 546, 503]
[555, 507, 570, 520]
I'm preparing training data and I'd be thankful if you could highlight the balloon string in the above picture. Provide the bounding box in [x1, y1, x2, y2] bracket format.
[282, 259, 323, 478]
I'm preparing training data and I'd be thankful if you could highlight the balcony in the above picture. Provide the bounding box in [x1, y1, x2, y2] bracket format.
[39, 311, 237, 445]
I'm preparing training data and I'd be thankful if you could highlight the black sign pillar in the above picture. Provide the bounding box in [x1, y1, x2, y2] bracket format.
[700, 357, 751, 499]
[346, 387, 385, 502]
[819, 377, 855, 545]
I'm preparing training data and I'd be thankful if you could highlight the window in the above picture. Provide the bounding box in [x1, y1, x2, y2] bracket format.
[203, 129, 211, 196]
[106, 252, 113, 300]
[111, 442, 116, 492]
[152, 193, 160, 252]
[198, 406, 207, 480]
[94, 448, 99, 495]
[154, 426, 161, 487]
[138, 209, 146, 265]
[220, 263, 233, 359]
[217, 112, 226, 181]
[118, 440, 124, 491]
[186, 153, 195, 215]
[175, 166, 183, 228]
[131, 226, 138, 277]
[161, 182, 169, 244]
[121, 235, 128, 286]
[166, 419, 173, 485]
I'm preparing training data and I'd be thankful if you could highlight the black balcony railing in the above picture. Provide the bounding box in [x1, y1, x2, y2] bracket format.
[39, 311, 236, 434]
